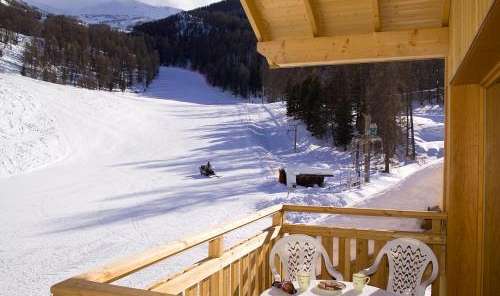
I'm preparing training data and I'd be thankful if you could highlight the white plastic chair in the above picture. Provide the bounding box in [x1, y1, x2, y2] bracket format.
[269, 234, 343, 282]
[360, 238, 439, 296]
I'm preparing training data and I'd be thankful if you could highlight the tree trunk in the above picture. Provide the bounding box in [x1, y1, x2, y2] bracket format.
[384, 152, 390, 173]
[406, 94, 410, 157]
[410, 100, 416, 160]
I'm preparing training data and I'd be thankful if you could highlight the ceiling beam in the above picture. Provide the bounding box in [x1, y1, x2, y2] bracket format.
[303, 0, 319, 37]
[372, 0, 381, 32]
[257, 27, 449, 68]
[240, 0, 265, 41]
[442, 0, 451, 26]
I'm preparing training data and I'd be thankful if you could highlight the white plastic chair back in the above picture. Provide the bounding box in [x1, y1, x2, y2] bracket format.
[269, 234, 343, 282]
[361, 238, 438, 296]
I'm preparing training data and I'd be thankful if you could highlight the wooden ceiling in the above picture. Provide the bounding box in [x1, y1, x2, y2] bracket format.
[241, 0, 450, 68]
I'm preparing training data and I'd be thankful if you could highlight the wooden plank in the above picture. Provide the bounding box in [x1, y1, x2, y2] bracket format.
[209, 272, 221, 296]
[483, 81, 500, 296]
[231, 261, 240, 296]
[257, 27, 449, 68]
[450, 1, 500, 85]
[240, 0, 265, 41]
[249, 251, 257, 296]
[222, 267, 231, 296]
[200, 279, 210, 296]
[264, 239, 272, 288]
[185, 284, 198, 296]
[371, 240, 387, 289]
[152, 227, 281, 295]
[303, 0, 318, 36]
[256, 247, 263, 294]
[355, 239, 369, 274]
[240, 255, 249, 296]
[441, 0, 450, 26]
[282, 224, 445, 245]
[282, 204, 447, 220]
[320, 236, 333, 279]
[372, 0, 381, 31]
[51, 279, 170, 296]
[77, 205, 282, 283]
[339, 238, 351, 281]
[446, 84, 484, 296]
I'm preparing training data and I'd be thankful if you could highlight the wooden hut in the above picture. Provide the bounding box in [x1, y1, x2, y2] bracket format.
[50, 1, 499, 296]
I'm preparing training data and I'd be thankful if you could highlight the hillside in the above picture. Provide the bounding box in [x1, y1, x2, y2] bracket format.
[133, 0, 264, 98]
[0, 1, 160, 91]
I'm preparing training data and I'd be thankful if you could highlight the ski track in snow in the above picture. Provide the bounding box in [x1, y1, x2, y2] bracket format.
[0, 67, 444, 296]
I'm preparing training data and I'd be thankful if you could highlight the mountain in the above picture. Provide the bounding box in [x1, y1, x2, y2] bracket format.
[133, 0, 264, 98]
[24, 0, 181, 31]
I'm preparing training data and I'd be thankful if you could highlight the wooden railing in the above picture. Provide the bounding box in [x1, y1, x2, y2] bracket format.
[51, 204, 447, 296]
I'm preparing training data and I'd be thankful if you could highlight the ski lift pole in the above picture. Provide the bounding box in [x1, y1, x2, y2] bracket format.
[294, 125, 298, 152]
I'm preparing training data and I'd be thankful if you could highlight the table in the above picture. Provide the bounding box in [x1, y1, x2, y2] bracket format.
[261, 280, 396, 296]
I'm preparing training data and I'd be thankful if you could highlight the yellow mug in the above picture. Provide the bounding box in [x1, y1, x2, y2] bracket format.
[352, 273, 370, 291]
[297, 271, 311, 292]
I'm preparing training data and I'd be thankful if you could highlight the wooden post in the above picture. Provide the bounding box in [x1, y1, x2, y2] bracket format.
[272, 211, 283, 227]
[430, 220, 443, 296]
[209, 236, 224, 258]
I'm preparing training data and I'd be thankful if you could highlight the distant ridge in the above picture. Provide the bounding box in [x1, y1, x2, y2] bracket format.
[23, 0, 181, 31]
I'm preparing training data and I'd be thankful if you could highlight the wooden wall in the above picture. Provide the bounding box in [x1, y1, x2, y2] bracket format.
[446, 1, 499, 296]
[446, 84, 485, 296]
[484, 82, 500, 296]
[448, 0, 495, 78]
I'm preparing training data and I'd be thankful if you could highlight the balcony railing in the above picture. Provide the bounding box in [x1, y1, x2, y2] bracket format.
[51, 204, 447, 296]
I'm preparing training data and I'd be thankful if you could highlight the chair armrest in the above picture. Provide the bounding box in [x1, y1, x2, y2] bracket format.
[420, 260, 439, 289]
[359, 249, 386, 276]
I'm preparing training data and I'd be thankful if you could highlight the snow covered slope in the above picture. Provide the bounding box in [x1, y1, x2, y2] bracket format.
[0, 68, 278, 295]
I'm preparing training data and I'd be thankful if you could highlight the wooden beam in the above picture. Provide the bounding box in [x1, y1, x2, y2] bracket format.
[76, 204, 282, 283]
[240, 0, 265, 42]
[451, 1, 500, 85]
[442, 0, 450, 26]
[303, 0, 318, 37]
[282, 224, 446, 245]
[258, 27, 449, 68]
[372, 0, 381, 32]
[283, 204, 447, 220]
[51, 279, 169, 296]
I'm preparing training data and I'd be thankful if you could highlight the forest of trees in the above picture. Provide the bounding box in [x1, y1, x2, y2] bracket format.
[134, 0, 263, 97]
[0, 0, 160, 91]
[266, 60, 445, 172]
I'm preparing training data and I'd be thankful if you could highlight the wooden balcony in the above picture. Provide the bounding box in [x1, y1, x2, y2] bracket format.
[51, 204, 447, 296]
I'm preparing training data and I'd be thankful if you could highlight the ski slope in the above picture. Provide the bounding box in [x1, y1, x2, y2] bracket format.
[0, 66, 444, 295]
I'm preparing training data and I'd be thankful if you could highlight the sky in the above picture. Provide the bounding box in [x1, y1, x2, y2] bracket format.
[24, 0, 221, 10]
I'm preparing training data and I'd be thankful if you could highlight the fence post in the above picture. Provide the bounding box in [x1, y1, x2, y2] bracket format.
[272, 211, 283, 227]
[209, 236, 224, 258]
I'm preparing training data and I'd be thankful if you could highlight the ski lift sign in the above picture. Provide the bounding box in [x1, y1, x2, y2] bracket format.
[369, 123, 378, 137]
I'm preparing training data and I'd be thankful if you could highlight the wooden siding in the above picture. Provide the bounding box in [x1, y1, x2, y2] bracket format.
[484, 82, 500, 296]
[448, 0, 495, 79]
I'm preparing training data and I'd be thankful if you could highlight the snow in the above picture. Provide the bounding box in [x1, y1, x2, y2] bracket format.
[0, 60, 444, 294]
